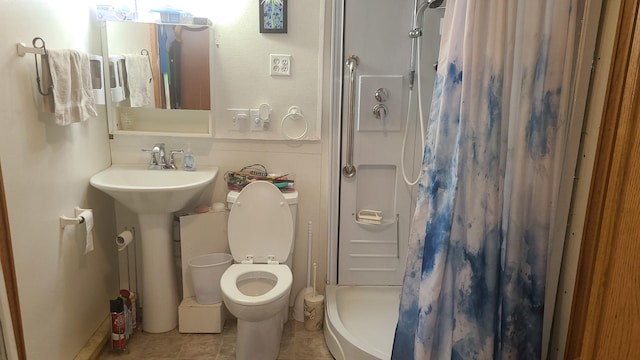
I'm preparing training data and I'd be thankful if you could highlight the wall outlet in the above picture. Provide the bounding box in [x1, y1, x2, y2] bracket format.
[270, 54, 291, 76]
[228, 108, 249, 131]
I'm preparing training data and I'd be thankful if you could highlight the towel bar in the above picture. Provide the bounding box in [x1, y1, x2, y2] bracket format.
[16, 37, 51, 96]
[16, 42, 45, 57]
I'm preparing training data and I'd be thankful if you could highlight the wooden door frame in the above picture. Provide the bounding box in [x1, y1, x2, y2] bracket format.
[565, 0, 640, 358]
[0, 163, 26, 359]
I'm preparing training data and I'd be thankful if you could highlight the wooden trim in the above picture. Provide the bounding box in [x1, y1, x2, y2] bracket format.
[149, 23, 162, 108]
[0, 163, 26, 359]
[565, 0, 640, 358]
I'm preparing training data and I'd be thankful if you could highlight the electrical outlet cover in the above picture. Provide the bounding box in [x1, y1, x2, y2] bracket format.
[270, 54, 291, 76]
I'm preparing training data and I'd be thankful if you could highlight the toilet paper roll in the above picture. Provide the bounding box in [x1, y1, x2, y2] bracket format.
[303, 294, 324, 331]
[116, 230, 134, 251]
[79, 210, 94, 255]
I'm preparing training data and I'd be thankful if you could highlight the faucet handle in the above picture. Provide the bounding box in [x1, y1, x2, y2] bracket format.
[169, 150, 184, 168]
[141, 147, 160, 165]
[154, 143, 167, 165]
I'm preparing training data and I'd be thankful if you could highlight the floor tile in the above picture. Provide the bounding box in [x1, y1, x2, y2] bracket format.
[98, 315, 333, 360]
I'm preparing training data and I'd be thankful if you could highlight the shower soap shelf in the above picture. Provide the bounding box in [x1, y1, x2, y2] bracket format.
[355, 209, 395, 225]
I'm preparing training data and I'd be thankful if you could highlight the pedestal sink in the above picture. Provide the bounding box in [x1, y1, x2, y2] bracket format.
[90, 164, 218, 333]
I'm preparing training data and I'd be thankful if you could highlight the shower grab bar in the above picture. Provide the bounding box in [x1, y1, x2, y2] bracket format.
[342, 55, 359, 178]
[396, 214, 400, 259]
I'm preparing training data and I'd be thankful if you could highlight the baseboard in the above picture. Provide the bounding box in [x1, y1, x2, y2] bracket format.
[74, 316, 110, 360]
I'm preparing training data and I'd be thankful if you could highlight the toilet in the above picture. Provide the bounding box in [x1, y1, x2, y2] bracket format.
[220, 181, 298, 360]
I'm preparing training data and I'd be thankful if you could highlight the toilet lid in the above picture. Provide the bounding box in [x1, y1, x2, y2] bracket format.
[228, 181, 293, 263]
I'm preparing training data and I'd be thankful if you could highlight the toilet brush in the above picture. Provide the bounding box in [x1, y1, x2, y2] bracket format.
[294, 221, 314, 322]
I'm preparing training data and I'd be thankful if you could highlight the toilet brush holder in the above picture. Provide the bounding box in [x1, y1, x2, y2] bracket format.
[294, 287, 313, 322]
[303, 261, 323, 330]
[303, 294, 324, 331]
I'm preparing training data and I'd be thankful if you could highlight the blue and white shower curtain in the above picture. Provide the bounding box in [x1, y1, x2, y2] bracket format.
[392, 0, 577, 359]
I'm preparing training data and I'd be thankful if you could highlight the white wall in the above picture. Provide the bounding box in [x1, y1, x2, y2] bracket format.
[212, 0, 324, 140]
[0, 1, 117, 359]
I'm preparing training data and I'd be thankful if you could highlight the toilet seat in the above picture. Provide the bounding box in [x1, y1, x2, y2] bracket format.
[228, 181, 293, 264]
[221, 264, 292, 306]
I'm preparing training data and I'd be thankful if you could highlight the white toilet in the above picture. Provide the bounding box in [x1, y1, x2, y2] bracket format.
[220, 181, 298, 360]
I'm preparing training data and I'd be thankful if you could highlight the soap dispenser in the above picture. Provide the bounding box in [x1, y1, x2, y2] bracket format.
[183, 146, 196, 171]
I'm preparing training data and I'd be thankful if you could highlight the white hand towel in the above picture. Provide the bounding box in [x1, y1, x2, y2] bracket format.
[42, 49, 98, 125]
[79, 210, 94, 255]
[123, 54, 154, 107]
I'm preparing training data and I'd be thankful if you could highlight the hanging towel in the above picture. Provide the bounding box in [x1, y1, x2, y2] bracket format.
[42, 49, 98, 125]
[123, 54, 154, 107]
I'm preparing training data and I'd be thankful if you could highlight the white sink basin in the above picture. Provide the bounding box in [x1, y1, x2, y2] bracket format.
[90, 164, 219, 214]
[89, 164, 219, 333]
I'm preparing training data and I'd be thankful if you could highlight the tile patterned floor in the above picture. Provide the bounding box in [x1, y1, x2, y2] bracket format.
[98, 316, 334, 360]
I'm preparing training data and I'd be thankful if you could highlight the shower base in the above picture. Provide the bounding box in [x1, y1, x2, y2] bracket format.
[324, 285, 400, 360]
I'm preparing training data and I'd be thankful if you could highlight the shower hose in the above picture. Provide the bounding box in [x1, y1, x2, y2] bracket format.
[401, 38, 426, 186]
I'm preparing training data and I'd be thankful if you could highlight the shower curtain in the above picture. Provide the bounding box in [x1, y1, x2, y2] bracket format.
[392, 0, 577, 359]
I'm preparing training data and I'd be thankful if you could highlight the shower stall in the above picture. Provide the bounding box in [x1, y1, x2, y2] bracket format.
[325, 0, 603, 359]
[325, 0, 444, 358]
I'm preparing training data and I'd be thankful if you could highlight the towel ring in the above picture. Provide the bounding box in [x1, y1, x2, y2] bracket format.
[281, 106, 308, 140]
[32, 37, 52, 96]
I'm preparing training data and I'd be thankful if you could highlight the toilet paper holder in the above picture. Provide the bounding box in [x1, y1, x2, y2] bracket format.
[59, 207, 90, 228]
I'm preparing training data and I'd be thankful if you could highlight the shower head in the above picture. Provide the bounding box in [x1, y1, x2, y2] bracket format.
[409, 0, 444, 89]
[412, 0, 444, 35]
[426, 0, 444, 9]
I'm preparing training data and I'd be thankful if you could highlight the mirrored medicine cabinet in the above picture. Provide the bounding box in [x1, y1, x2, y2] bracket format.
[101, 20, 214, 137]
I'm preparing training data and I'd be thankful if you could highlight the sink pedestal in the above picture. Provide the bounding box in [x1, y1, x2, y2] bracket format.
[138, 213, 179, 333]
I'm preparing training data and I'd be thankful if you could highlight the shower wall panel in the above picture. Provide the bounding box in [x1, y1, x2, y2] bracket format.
[337, 0, 443, 285]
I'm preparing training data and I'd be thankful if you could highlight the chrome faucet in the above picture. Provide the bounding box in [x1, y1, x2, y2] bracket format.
[142, 143, 183, 169]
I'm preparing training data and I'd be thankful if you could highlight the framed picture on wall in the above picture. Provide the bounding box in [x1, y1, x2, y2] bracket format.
[259, 0, 288, 33]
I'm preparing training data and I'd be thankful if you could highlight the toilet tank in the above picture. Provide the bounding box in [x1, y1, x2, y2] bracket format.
[226, 189, 298, 265]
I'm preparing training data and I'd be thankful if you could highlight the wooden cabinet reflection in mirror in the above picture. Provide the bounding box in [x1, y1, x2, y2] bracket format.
[150, 24, 211, 110]
[106, 21, 211, 111]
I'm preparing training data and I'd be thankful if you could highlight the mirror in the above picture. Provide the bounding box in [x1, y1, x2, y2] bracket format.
[103, 21, 213, 135]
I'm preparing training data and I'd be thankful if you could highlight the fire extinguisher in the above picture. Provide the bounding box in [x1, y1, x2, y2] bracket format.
[110, 298, 126, 350]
